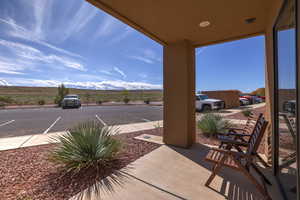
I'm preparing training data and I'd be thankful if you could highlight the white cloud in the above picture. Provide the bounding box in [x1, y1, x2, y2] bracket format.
[100, 70, 113, 76]
[96, 16, 119, 38]
[1, 78, 162, 90]
[0, 59, 27, 75]
[139, 73, 148, 79]
[0, 39, 85, 71]
[0, 79, 10, 86]
[113, 67, 126, 79]
[46, 55, 85, 71]
[29, 0, 54, 40]
[110, 26, 133, 44]
[128, 48, 162, 64]
[0, 17, 82, 58]
[61, 2, 98, 41]
[128, 55, 154, 64]
[196, 47, 207, 56]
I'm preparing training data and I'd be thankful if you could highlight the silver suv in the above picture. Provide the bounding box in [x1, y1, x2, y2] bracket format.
[61, 94, 81, 109]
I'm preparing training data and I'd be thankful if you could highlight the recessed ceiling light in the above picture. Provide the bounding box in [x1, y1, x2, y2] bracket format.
[199, 21, 210, 28]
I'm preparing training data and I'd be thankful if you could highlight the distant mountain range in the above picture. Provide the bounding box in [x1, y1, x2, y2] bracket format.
[0, 79, 163, 90]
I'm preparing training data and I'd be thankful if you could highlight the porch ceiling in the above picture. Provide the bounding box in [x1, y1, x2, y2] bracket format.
[87, 0, 278, 47]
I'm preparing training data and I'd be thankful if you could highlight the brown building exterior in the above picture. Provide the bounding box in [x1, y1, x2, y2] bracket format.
[201, 90, 240, 108]
[87, 0, 299, 198]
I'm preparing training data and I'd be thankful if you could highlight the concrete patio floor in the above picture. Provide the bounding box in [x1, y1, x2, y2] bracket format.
[72, 143, 284, 200]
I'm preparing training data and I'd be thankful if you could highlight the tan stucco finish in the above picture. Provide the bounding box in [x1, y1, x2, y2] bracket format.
[163, 40, 195, 148]
[87, 0, 275, 47]
[264, 0, 284, 162]
[86, 0, 285, 154]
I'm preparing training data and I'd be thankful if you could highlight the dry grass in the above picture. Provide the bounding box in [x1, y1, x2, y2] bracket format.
[0, 86, 163, 105]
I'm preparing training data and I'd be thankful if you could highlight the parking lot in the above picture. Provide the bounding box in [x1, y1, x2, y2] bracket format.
[0, 105, 163, 138]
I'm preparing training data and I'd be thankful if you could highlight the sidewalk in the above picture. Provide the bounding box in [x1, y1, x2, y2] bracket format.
[0, 120, 163, 151]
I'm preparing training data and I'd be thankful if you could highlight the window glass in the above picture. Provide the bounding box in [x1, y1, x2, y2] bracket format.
[274, 0, 297, 198]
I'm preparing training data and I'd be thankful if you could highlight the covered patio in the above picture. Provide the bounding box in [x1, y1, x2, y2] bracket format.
[72, 144, 283, 200]
[79, 0, 296, 199]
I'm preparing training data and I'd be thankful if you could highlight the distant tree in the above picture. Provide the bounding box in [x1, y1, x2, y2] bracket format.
[0, 96, 13, 104]
[54, 84, 69, 106]
[122, 89, 129, 98]
[122, 90, 130, 104]
[84, 93, 91, 105]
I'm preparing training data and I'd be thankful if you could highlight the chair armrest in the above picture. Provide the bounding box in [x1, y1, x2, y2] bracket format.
[218, 132, 251, 137]
[226, 127, 245, 131]
[226, 132, 251, 137]
[218, 137, 248, 146]
[210, 147, 250, 158]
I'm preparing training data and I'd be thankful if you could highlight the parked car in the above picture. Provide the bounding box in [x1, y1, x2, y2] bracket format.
[196, 94, 225, 112]
[239, 97, 250, 106]
[258, 96, 266, 101]
[283, 100, 296, 115]
[240, 94, 257, 104]
[252, 96, 263, 103]
[61, 94, 81, 109]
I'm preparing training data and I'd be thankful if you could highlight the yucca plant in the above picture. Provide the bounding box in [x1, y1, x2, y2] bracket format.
[242, 109, 253, 117]
[50, 121, 122, 173]
[198, 113, 232, 137]
[49, 122, 130, 200]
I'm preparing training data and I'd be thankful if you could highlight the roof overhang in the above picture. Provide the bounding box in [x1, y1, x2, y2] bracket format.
[87, 0, 281, 47]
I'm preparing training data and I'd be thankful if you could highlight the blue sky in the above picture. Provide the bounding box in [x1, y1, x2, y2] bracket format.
[0, 0, 265, 92]
[196, 36, 265, 92]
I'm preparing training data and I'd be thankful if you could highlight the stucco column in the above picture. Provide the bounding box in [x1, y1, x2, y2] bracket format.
[163, 40, 196, 148]
[264, 30, 275, 165]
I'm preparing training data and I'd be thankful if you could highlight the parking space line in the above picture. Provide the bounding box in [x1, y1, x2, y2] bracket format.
[141, 118, 151, 122]
[43, 116, 61, 134]
[95, 114, 107, 126]
[0, 120, 15, 127]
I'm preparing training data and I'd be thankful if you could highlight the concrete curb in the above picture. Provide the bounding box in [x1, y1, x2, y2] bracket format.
[1, 102, 163, 110]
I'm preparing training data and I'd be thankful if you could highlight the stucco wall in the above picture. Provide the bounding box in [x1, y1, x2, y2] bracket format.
[201, 90, 240, 109]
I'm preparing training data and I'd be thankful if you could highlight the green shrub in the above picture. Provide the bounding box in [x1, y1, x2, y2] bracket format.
[123, 97, 130, 104]
[144, 98, 150, 104]
[0, 96, 13, 104]
[96, 100, 102, 105]
[242, 109, 253, 117]
[198, 113, 232, 137]
[49, 121, 121, 172]
[54, 84, 69, 106]
[54, 95, 61, 106]
[38, 99, 45, 105]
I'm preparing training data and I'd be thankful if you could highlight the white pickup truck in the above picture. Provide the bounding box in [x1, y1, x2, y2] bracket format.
[196, 94, 225, 112]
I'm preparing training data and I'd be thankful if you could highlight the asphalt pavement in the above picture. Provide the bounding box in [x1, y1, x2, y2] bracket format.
[0, 105, 163, 138]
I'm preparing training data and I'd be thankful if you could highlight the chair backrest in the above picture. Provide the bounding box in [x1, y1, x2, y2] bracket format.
[246, 113, 268, 156]
[281, 113, 296, 141]
[242, 112, 257, 134]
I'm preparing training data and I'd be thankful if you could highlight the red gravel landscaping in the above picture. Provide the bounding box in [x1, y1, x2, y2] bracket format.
[0, 130, 161, 200]
[225, 105, 266, 120]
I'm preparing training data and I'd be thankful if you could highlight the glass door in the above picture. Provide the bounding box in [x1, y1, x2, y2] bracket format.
[274, 0, 298, 199]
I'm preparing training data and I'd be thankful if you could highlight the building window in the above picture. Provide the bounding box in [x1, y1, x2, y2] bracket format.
[274, 0, 297, 198]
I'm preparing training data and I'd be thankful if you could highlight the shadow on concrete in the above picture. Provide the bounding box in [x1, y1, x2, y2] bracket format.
[124, 172, 188, 200]
[168, 143, 284, 200]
